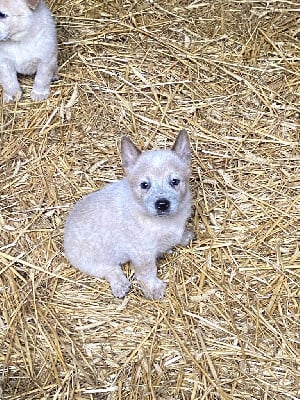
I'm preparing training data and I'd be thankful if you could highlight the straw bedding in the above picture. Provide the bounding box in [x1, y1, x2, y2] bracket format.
[1, 0, 299, 399]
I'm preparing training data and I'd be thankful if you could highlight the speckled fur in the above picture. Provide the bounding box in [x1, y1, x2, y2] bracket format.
[64, 130, 193, 299]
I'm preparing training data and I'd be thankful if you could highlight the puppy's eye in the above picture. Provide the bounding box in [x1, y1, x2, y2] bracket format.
[140, 181, 150, 190]
[0, 12, 8, 18]
[170, 178, 180, 187]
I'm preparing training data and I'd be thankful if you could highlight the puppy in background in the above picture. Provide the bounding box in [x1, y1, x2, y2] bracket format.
[64, 130, 193, 300]
[0, 0, 58, 103]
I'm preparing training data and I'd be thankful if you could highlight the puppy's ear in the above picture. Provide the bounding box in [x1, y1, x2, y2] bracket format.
[27, 0, 40, 10]
[172, 129, 191, 164]
[121, 137, 141, 170]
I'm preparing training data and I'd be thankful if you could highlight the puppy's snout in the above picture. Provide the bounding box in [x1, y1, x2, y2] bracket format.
[155, 198, 170, 212]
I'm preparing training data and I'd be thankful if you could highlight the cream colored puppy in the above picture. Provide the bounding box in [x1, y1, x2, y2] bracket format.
[64, 130, 193, 300]
[0, 0, 58, 102]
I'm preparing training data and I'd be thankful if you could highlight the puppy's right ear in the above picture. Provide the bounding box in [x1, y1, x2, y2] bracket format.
[27, 0, 40, 10]
[121, 137, 141, 170]
[172, 129, 191, 164]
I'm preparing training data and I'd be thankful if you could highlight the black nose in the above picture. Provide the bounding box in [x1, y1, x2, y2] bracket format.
[155, 198, 170, 212]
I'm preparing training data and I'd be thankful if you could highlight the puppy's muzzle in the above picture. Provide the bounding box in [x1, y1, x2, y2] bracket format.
[155, 198, 170, 215]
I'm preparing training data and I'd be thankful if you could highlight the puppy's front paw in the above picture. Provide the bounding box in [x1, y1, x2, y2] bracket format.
[4, 90, 22, 103]
[140, 278, 167, 300]
[31, 88, 50, 102]
[110, 277, 131, 298]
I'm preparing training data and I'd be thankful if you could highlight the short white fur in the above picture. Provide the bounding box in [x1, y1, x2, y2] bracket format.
[0, 0, 57, 102]
[64, 130, 193, 299]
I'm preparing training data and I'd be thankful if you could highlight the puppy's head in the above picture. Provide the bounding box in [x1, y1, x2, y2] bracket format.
[121, 130, 191, 217]
[0, 0, 40, 41]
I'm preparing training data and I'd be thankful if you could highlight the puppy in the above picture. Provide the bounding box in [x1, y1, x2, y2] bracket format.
[64, 130, 193, 300]
[0, 0, 58, 103]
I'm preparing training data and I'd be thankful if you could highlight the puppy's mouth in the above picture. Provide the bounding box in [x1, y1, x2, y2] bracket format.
[156, 210, 171, 217]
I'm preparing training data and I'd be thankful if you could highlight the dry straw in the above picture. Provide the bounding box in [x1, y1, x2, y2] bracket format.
[1, 0, 299, 399]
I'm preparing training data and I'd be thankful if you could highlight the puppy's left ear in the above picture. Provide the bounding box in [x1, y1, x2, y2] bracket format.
[172, 129, 191, 164]
[121, 136, 141, 170]
[27, 0, 40, 10]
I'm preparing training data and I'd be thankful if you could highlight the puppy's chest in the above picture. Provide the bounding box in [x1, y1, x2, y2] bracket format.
[1, 38, 49, 73]
[145, 221, 183, 251]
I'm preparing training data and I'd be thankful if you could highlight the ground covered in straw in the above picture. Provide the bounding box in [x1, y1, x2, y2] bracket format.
[1, 1, 299, 399]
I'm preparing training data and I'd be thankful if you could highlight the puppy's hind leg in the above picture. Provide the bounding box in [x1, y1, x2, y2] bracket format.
[104, 265, 131, 298]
